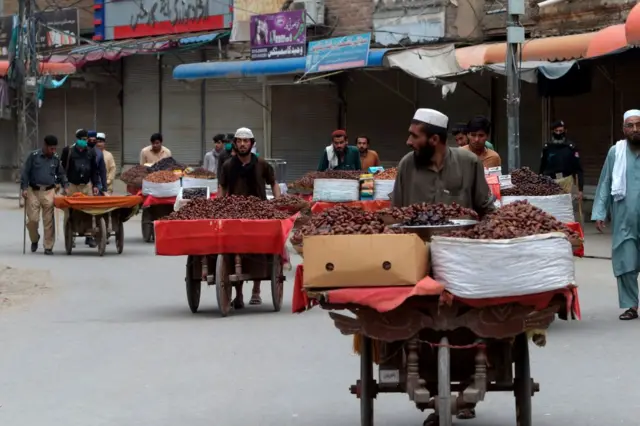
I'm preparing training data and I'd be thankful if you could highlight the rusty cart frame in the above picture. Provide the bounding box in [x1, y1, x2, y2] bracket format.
[184, 254, 285, 317]
[63, 208, 132, 256]
[313, 293, 571, 426]
[141, 205, 174, 243]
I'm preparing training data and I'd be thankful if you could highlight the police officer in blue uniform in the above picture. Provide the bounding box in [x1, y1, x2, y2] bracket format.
[539, 120, 584, 201]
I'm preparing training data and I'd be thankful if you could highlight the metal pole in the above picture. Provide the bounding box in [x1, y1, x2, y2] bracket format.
[506, 0, 524, 171]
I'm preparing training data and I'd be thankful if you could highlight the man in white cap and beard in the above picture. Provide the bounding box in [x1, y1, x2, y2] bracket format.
[218, 127, 282, 309]
[593, 109, 640, 321]
[392, 108, 495, 216]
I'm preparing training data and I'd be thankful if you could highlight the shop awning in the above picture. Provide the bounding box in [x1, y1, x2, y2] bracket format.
[484, 32, 595, 64]
[486, 61, 577, 84]
[384, 45, 466, 80]
[626, 2, 640, 45]
[0, 61, 76, 76]
[455, 44, 496, 69]
[585, 24, 629, 58]
[172, 49, 391, 80]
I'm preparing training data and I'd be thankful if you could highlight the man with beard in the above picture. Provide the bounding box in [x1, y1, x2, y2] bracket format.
[461, 116, 501, 168]
[356, 135, 381, 171]
[391, 108, 494, 215]
[219, 127, 281, 309]
[592, 110, 640, 321]
[317, 129, 361, 171]
[540, 120, 584, 201]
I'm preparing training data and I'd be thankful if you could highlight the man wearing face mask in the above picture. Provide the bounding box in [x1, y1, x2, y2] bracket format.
[539, 120, 584, 201]
[592, 110, 640, 321]
[218, 127, 281, 309]
[87, 130, 107, 195]
[391, 108, 495, 216]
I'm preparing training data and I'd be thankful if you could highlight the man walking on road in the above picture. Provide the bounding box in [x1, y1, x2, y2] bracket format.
[20, 135, 68, 255]
[96, 133, 116, 194]
[592, 110, 640, 320]
[540, 120, 584, 201]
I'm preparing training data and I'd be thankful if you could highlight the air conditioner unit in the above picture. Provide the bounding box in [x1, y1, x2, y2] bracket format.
[291, 0, 325, 26]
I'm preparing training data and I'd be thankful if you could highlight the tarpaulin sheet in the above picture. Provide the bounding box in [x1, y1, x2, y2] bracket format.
[567, 222, 584, 257]
[54, 194, 143, 210]
[143, 193, 216, 208]
[292, 264, 580, 320]
[154, 215, 297, 256]
[310, 200, 391, 214]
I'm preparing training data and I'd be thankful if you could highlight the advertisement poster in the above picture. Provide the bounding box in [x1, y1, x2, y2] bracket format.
[250, 10, 305, 61]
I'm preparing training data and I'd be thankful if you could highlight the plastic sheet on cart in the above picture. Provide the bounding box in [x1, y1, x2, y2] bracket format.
[154, 215, 297, 256]
[54, 194, 142, 214]
[143, 192, 216, 208]
[142, 179, 180, 198]
[310, 200, 391, 214]
[292, 264, 580, 321]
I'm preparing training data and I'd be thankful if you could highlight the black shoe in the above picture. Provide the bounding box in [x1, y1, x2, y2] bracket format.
[88, 238, 97, 248]
[44, 249, 53, 256]
[30, 242, 38, 253]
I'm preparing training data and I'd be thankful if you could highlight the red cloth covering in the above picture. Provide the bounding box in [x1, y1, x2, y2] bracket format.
[566, 222, 584, 257]
[292, 264, 580, 320]
[126, 185, 141, 196]
[485, 175, 501, 200]
[142, 192, 217, 208]
[154, 215, 297, 256]
[54, 194, 143, 209]
[310, 200, 391, 214]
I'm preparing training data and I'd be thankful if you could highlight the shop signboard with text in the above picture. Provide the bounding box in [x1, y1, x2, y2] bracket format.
[305, 33, 371, 74]
[250, 10, 305, 61]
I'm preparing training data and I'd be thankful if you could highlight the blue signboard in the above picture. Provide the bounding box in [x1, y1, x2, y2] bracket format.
[305, 33, 371, 74]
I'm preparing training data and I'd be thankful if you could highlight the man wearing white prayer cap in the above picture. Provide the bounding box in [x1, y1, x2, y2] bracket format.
[391, 108, 495, 218]
[218, 126, 281, 310]
[95, 132, 116, 194]
[539, 119, 584, 201]
[592, 109, 640, 321]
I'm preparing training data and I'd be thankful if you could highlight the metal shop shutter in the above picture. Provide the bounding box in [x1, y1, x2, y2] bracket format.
[205, 78, 264, 154]
[38, 88, 66, 145]
[271, 84, 338, 181]
[123, 55, 159, 164]
[345, 70, 415, 168]
[161, 52, 202, 165]
[96, 77, 123, 170]
[64, 86, 97, 144]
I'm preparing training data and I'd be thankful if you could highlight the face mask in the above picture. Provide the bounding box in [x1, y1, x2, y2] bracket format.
[225, 143, 232, 151]
[76, 139, 87, 148]
[552, 132, 565, 140]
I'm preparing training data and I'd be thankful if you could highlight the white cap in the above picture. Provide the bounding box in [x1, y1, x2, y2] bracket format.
[96, 132, 106, 140]
[624, 110, 640, 121]
[234, 127, 254, 139]
[413, 108, 448, 129]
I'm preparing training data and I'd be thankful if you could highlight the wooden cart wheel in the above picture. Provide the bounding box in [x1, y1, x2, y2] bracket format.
[437, 337, 453, 426]
[270, 255, 284, 312]
[64, 219, 73, 255]
[97, 217, 107, 257]
[185, 255, 201, 314]
[215, 255, 232, 317]
[115, 222, 124, 254]
[514, 333, 533, 426]
[141, 209, 154, 243]
[360, 335, 374, 426]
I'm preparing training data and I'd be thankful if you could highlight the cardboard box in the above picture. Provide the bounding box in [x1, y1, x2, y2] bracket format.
[303, 234, 429, 288]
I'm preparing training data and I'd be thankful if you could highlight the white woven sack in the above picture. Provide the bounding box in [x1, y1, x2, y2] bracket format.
[374, 180, 395, 200]
[182, 177, 218, 193]
[431, 232, 575, 299]
[142, 179, 180, 197]
[501, 194, 574, 223]
[313, 178, 359, 202]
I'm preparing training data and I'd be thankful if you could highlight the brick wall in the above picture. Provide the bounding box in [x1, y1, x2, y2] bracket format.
[3, 0, 94, 32]
[324, 0, 373, 36]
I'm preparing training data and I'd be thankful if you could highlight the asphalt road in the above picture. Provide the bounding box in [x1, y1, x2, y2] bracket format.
[0, 200, 636, 426]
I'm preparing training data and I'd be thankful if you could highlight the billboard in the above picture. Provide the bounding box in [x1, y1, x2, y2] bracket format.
[250, 10, 305, 61]
[306, 33, 372, 74]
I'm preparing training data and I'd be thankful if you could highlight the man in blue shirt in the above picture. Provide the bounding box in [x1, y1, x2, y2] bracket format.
[87, 130, 108, 194]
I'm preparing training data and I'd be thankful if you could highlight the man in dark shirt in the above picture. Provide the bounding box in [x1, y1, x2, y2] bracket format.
[317, 129, 362, 171]
[219, 127, 281, 309]
[20, 135, 68, 255]
[540, 120, 584, 201]
[87, 130, 108, 194]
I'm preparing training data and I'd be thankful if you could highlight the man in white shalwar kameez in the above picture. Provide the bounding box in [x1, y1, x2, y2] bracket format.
[592, 109, 640, 320]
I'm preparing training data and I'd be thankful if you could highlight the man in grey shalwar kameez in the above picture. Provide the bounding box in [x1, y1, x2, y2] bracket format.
[592, 109, 640, 320]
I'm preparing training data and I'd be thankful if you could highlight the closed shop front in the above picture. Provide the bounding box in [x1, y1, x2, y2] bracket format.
[205, 78, 264, 156]
[161, 52, 203, 165]
[39, 88, 67, 145]
[271, 84, 339, 180]
[123, 55, 160, 164]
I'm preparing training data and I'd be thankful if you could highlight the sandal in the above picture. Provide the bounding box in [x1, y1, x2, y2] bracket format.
[619, 308, 638, 320]
[250, 293, 262, 305]
[457, 408, 476, 419]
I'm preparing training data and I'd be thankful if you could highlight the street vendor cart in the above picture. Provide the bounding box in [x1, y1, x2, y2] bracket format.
[154, 215, 296, 317]
[295, 272, 580, 426]
[54, 194, 142, 256]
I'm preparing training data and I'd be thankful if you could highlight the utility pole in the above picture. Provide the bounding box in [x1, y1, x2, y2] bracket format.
[506, 0, 524, 171]
[14, 0, 39, 191]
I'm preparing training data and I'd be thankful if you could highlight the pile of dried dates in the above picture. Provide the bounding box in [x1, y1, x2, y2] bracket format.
[167, 196, 290, 220]
[146, 157, 185, 173]
[501, 167, 564, 196]
[379, 202, 479, 225]
[269, 194, 309, 213]
[145, 170, 180, 183]
[182, 188, 208, 199]
[288, 170, 361, 192]
[120, 165, 148, 186]
[291, 205, 403, 246]
[184, 167, 216, 179]
[374, 168, 397, 180]
[446, 200, 579, 240]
